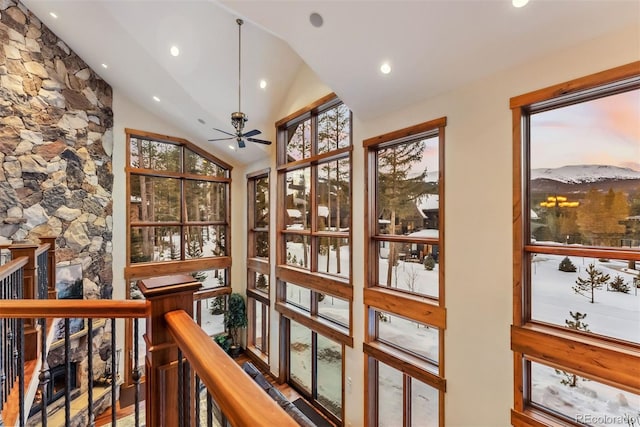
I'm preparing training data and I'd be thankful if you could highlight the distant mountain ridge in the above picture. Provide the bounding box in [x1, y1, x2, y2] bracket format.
[531, 165, 640, 184]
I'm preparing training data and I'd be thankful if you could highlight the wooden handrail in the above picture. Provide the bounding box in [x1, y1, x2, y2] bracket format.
[165, 310, 299, 427]
[35, 242, 49, 257]
[0, 299, 149, 318]
[0, 256, 29, 278]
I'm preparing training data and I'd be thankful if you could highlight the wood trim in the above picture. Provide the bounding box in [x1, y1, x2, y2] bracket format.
[0, 299, 148, 318]
[511, 409, 565, 427]
[364, 288, 446, 329]
[511, 325, 640, 392]
[524, 244, 640, 260]
[275, 302, 353, 347]
[513, 107, 524, 328]
[127, 167, 231, 182]
[193, 286, 231, 301]
[362, 117, 447, 147]
[247, 258, 269, 274]
[372, 234, 439, 245]
[246, 167, 270, 179]
[125, 257, 231, 280]
[276, 146, 352, 172]
[363, 342, 445, 391]
[165, 310, 298, 427]
[509, 61, 640, 108]
[247, 288, 270, 306]
[276, 266, 353, 300]
[275, 93, 337, 128]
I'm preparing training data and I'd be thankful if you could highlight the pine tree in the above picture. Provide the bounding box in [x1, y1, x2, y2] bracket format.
[423, 253, 435, 271]
[256, 273, 267, 290]
[609, 275, 630, 293]
[556, 311, 590, 387]
[572, 263, 609, 303]
[558, 256, 577, 272]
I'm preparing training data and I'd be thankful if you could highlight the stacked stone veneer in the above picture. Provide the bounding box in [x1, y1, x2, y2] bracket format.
[0, 1, 114, 299]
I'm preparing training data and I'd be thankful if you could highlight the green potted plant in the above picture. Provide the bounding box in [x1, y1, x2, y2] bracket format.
[224, 293, 248, 357]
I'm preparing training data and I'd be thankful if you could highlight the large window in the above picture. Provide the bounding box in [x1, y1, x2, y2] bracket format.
[364, 118, 446, 427]
[276, 94, 352, 424]
[247, 170, 270, 364]
[511, 62, 640, 426]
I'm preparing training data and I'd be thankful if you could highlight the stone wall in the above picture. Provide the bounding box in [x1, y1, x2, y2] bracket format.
[0, 1, 114, 298]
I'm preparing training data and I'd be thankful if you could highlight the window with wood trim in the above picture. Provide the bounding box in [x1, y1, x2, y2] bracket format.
[247, 170, 270, 362]
[364, 118, 446, 427]
[275, 94, 353, 341]
[125, 129, 232, 284]
[511, 62, 640, 426]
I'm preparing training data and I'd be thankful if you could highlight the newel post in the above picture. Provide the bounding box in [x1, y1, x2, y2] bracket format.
[8, 242, 39, 360]
[138, 275, 201, 427]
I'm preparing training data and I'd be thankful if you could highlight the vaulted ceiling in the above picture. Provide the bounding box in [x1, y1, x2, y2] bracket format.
[22, 0, 640, 165]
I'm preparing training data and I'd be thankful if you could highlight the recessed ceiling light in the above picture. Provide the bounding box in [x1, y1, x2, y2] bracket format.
[259, 79, 267, 89]
[228, 145, 235, 150]
[49, 12, 58, 19]
[512, 0, 529, 7]
[153, 96, 160, 102]
[197, 118, 206, 124]
[101, 63, 108, 69]
[380, 62, 391, 75]
[170, 45, 180, 57]
[309, 12, 323, 28]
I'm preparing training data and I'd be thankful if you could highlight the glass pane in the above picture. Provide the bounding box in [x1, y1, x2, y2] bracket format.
[317, 237, 349, 278]
[376, 240, 439, 298]
[318, 103, 350, 154]
[410, 378, 439, 427]
[253, 299, 268, 352]
[130, 175, 181, 222]
[197, 295, 226, 336]
[286, 234, 310, 269]
[185, 225, 226, 258]
[255, 175, 269, 229]
[184, 180, 227, 222]
[530, 361, 640, 425]
[254, 231, 269, 259]
[130, 226, 180, 263]
[286, 118, 311, 162]
[529, 89, 640, 249]
[318, 293, 350, 327]
[285, 282, 310, 311]
[377, 361, 403, 427]
[252, 271, 269, 294]
[289, 320, 312, 393]
[184, 147, 227, 177]
[193, 268, 227, 289]
[129, 137, 181, 171]
[377, 311, 439, 366]
[530, 254, 640, 343]
[376, 135, 440, 235]
[317, 335, 343, 419]
[317, 159, 350, 232]
[285, 168, 311, 230]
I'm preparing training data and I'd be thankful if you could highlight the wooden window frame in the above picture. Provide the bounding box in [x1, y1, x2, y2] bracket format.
[247, 169, 271, 365]
[363, 118, 447, 427]
[276, 94, 354, 344]
[510, 62, 640, 426]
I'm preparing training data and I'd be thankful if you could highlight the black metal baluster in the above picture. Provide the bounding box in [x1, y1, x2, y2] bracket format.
[17, 317, 24, 427]
[185, 360, 191, 427]
[111, 318, 116, 426]
[39, 316, 49, 427]
[133, 318, 141, 427]
[0, 277, 5, 409]
[88, 318, 94, 426]
[206, 391, 213, 427]
[64, 318, 71, 424]
[178, 349, 184, 427]
[195, 375, 200, 427]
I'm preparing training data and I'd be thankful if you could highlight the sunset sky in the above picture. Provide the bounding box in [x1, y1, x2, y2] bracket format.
[531, 89, 640, 171]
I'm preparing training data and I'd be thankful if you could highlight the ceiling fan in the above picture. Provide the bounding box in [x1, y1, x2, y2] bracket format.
[208, 19, 272, 149]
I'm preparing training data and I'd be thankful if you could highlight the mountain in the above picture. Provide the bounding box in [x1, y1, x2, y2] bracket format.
[531, 165, 640, 184]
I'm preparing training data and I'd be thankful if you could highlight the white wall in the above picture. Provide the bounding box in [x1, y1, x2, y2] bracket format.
[243, 24, 640, 427]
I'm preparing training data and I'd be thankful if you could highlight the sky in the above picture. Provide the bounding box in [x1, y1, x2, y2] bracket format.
[530, 89, 640, 171]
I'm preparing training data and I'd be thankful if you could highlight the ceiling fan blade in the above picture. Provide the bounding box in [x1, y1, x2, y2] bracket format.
[242, 129, 261, 138]
[208, 136, 234, 142]
[247, 137, 272, 145]
[212, 127, 236, 137]
[238, 139, 246, 149]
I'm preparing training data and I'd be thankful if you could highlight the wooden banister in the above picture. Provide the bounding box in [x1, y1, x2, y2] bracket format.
[165, 310, 298, 427]
[0, 256, 29, 277]
[0, 299, 149, 319]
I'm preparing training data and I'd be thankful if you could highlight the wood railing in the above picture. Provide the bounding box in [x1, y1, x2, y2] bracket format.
[1, 255, 299, 426]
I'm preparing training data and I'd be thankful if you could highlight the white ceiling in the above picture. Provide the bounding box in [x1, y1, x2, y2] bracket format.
[22, 0, 640, 166]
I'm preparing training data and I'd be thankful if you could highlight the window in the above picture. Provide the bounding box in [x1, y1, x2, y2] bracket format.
[276, 95, 352, 424]
[364, 118, 446, 427]
[247, 170, 270, 363]
[511, 62, 640, 426]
